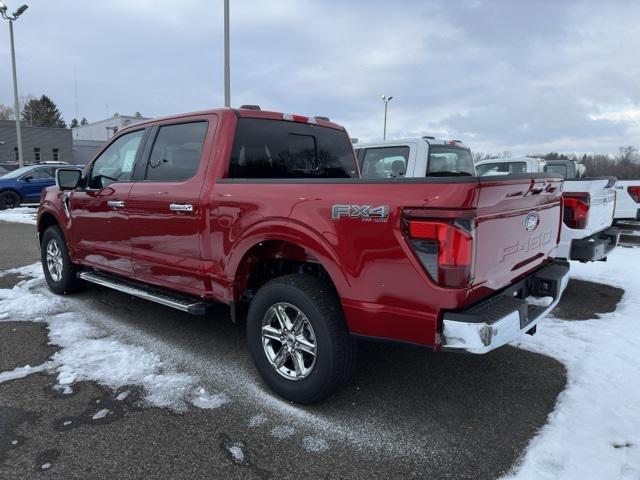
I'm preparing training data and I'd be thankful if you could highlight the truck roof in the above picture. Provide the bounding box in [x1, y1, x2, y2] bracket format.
[117, 107, 347, 134]
[355, 137, 469, 149]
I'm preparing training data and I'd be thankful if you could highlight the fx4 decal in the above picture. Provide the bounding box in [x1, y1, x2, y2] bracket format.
[332, 204, 389, 222]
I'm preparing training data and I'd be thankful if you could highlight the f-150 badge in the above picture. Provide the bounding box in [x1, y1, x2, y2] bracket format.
[332, 204, 389, 222]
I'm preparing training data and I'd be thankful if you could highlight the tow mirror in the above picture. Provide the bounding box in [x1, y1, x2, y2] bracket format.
[56, 168, 82, 191]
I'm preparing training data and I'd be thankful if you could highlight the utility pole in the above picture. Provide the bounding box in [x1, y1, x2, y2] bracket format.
[223, 0, 230, 107]
[1, 3, 29, 167]
[381, 95, 393, 140]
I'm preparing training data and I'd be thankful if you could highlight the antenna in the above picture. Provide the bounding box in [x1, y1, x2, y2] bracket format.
[74, 66, 78, 119]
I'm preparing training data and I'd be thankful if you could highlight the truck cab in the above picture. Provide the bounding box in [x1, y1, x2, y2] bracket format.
[354, 137, 475, 179]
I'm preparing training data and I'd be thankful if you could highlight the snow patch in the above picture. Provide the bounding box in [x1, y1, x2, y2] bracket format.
[192, 388, 229, 409]
[303, 436, 329, 453]
[248, 413, 267, 428]
[115, 391, 129, 401]
[41, 463, 51, 470]
[0, 363, 50, 383]
[92, 408, 111, 420]
[0, 207, 37, 225]
[506, 248, 640, 480]
[271, 425, 295, 439]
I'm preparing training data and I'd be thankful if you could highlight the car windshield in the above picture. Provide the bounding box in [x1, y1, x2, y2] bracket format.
[1, 166, 35, 179]
[427, 145, 475, 176]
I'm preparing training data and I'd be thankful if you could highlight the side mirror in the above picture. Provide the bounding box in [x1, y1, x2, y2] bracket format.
[56, 168, 82, 191]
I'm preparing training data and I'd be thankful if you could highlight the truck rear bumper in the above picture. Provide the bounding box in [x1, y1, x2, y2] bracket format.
[442, 260, 570, 354]
[570, 227, 619, 262]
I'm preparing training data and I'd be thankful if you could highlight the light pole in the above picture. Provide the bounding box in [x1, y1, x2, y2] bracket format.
[381, 94, 393, 140]
[1, 2, 28, 167]
[223, 0, 230, 107]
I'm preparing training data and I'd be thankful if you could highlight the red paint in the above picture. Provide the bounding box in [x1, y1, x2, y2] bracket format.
[38, 108, 563, 349]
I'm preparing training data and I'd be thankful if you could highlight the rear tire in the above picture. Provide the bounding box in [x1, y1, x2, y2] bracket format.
[0, 191, 21, 210]
[41, 225, 85, 295]
[247, 274, 356, 404]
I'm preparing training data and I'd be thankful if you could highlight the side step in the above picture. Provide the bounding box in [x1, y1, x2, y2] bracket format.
[78, 270, 212, 315]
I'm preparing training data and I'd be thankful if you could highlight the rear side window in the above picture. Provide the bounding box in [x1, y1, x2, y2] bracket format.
[360, 146, 410, 178]
[145, 122, 208, 182]
[427, 145, 475, 176]
[228, 119, 357, 179]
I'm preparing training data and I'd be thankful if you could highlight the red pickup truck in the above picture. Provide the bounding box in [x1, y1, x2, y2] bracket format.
[38, 107, 569, 403]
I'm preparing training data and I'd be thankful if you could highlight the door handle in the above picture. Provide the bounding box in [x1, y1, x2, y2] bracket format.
[169, 203, 194, 212]
[107, 200, 125, 209]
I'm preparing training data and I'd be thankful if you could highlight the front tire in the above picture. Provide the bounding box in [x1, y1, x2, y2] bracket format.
[41, 226, 84, 295]
[0, 191, 21, 210]
[247, 274, 356, 404]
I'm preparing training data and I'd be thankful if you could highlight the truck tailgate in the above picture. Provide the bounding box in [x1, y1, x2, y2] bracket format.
[472, 176, 563, 291]
[564, 178, 616, 234]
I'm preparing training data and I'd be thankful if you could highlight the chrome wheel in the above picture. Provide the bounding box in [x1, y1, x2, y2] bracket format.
[261, 302, 317, 381]
[46, 238, 63, 282]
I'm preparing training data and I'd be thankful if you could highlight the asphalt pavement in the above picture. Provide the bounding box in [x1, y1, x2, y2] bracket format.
[0, 220, 582, 479]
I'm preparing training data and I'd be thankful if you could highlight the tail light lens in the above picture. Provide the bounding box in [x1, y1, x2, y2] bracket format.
[628, 186, 640, 203]
[407, 221, 473, 288]
[563, 193, 589, 229]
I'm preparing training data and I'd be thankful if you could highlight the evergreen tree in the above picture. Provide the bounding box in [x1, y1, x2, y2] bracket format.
[69, 118, 79, 128]
[21, 95, 66, 128]
[80, 117, 89, 126]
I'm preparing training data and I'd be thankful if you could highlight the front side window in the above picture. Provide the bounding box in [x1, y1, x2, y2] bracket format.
[360, 146, 410, 178]
[89, 130, 144, 188]
[427, 145, 475, 176]
[228, 119, 357, 179]
[28, 168, 54, 180]
[144, 122, 208, 182]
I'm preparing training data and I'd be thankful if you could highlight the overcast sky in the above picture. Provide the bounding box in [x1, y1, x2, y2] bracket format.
[1, 0, 639, 154]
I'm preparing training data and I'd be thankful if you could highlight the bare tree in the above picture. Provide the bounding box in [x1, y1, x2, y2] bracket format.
[0, 104, 14, 120]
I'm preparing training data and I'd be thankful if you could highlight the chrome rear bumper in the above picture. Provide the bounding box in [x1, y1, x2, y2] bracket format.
[442, 260, 570, 354]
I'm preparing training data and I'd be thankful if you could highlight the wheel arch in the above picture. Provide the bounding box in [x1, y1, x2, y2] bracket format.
[228, 222, 349, 307]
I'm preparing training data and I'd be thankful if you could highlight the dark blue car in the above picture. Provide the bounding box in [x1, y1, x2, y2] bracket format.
[0, 164, 79, 210]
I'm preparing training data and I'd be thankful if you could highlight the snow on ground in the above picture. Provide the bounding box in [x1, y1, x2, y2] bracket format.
[0, 207, 37, 225]
[0, 264, 228, 413]
[506, 247, 640, 480]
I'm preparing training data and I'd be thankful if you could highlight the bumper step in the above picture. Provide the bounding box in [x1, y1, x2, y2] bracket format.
[78, 270, 212, 315]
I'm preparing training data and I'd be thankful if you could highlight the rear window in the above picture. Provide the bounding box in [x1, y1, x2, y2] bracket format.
[476, 161, 527, 176]
[544, 163, 568, 178]
[427, 145, 475, 176]
[228, 119, 357, 179]
[360, 146, 410, 178]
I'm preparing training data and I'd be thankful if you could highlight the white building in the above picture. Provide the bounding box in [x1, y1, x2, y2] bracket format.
[72, 113, 150, 142]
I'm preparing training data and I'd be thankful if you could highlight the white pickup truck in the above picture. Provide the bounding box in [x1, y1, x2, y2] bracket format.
[476, 157, 619, 262]
[354, 140, 619, 263]
[613, 181, 640, 222]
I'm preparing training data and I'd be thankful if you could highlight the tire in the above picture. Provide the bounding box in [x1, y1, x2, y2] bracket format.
[247, 274, 356, 404]
[41, 225, 85, 295]
[0, 191, 21, 210]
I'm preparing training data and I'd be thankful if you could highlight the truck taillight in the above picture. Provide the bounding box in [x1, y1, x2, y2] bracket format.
[628, 186, 640, 203]
[563, 193, 589, 229]
[407, 221, 472, 288]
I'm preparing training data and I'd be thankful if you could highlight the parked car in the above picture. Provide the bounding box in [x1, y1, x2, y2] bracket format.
[0, 163, 81, 210]
[38, 108, 569, 403]
[475, 157, 618, 262]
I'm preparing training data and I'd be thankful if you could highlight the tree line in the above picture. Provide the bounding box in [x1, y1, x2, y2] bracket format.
[0, 95, 87, 129]
[473, 146, 640, 180]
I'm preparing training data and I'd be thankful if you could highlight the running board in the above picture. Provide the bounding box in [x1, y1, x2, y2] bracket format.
[78, 270, 211, 315]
